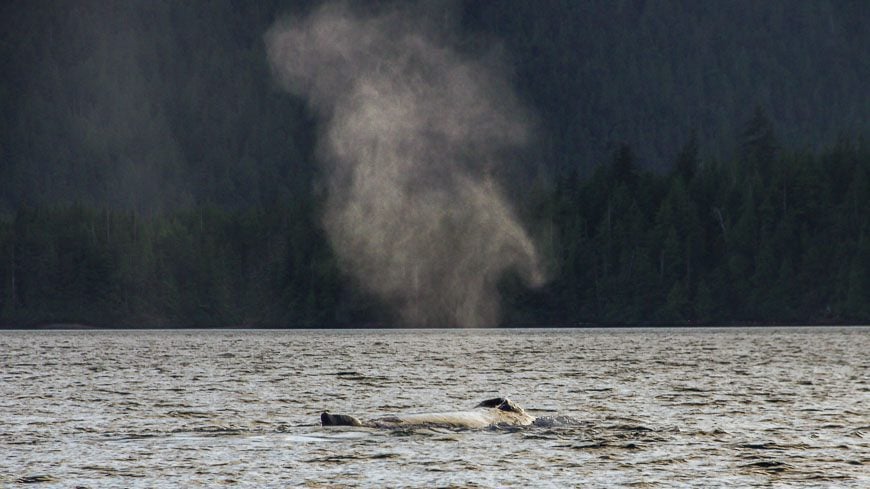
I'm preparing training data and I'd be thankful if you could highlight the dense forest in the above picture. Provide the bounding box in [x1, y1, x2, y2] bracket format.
[0, 1, 867, 326]
[1, 115, 866, 327]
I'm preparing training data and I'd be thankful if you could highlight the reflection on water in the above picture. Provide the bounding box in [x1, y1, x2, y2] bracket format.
[1, 327, 867, 487]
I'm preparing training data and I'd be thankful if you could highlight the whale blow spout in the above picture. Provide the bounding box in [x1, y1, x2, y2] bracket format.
[320, 398, 535, 429]
[265, 2, 546, 327]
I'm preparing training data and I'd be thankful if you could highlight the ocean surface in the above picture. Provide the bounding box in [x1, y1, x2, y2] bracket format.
[1, 327, 867, 488]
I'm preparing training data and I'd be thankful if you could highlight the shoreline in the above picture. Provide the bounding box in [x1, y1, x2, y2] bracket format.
[1, 322, 867, 331]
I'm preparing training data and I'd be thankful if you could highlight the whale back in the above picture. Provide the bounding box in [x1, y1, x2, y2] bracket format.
[373, 398, 534, 428]
[320, 398, 534, 429]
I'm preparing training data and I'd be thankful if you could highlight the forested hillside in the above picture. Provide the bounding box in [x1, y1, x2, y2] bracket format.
[1, 114, 866, 326]
[0, 1, 867, 326]
[509, 116, 869, 325]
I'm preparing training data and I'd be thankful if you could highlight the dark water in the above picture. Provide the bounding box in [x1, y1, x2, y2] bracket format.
[1, 327, 867, 487]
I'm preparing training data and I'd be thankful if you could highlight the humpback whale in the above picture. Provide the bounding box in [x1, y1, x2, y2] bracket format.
[321, 398, 535, 429]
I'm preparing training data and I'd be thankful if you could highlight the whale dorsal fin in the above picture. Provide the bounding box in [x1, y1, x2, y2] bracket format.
[475, 397, 507, 408]
[497, 398, 523, 413]
[475, 397, 524, 413]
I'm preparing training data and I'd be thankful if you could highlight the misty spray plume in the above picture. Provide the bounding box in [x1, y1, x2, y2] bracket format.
[266, 2, 545, 327]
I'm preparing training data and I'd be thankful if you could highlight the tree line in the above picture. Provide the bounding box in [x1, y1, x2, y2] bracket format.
[1, 111, 867, 327]
[508, 110, 868, 325]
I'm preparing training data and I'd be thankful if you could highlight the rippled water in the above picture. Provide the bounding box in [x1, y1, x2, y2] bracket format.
[1, 327, 868, 487]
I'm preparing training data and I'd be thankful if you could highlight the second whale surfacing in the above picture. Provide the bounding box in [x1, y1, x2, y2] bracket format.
[320, 398, 535, 429]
